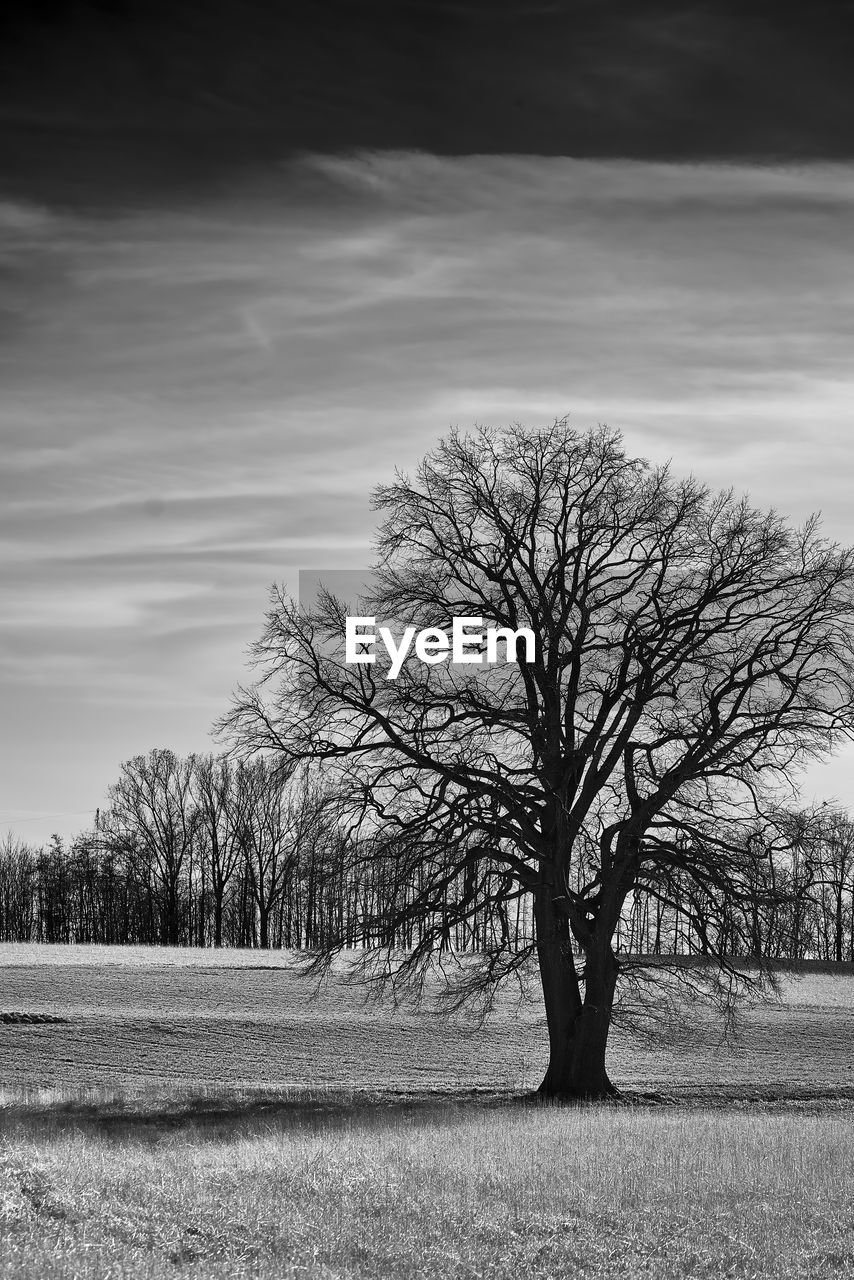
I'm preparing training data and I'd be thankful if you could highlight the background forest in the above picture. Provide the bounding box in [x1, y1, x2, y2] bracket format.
[2, 747, 852, 963]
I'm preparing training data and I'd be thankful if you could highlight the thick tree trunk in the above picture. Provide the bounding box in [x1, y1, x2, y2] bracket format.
[535, 887, 618, 1099]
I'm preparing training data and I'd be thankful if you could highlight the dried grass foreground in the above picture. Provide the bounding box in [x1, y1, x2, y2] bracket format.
[1, 1100, 853, 1279]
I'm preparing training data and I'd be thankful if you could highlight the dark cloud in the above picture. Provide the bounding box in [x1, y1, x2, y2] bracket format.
[2, 2, 854, 211]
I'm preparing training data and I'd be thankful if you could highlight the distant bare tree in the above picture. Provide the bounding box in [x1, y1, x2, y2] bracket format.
[193, 754, 244, 948]
[0, 834, 37, 941]
[790, 805, 854, 963]
[229, 758, 333, 950]
[231, 758, 293, 949]
[107, 748, 198, 946]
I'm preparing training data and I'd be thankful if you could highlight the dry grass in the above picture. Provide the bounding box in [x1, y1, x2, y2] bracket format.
[2, 1105, 854, 1278]
[2, 947, 854, 1276]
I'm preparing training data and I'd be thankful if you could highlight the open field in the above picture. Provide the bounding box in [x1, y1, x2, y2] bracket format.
[2, 1105, 854, 1279]
[1, 945, 854, 1103]
[1, 946, 854, 1277]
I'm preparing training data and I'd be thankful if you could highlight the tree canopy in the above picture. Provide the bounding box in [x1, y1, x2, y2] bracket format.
[221, 421, 854, 1097]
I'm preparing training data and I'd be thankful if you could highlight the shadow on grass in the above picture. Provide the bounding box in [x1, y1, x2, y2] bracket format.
[3, 1082, 854, 1143]
[0, 1086, 531, 1143]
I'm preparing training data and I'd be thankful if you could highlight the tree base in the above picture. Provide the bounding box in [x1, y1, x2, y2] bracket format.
[536, 1071, 619, 1102]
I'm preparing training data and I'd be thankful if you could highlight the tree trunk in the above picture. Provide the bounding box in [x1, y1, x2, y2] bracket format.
[165, 880, 181, 946]
[535, 887, 618, 1099]
[213, 887, 224, 948]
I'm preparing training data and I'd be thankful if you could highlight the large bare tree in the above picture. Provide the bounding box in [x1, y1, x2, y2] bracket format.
[220, 422, 854, 1097]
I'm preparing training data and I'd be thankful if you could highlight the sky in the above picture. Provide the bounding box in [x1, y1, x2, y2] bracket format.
[3, 3, 854, 844]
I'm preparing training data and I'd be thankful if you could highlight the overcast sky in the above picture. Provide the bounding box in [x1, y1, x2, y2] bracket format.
[3, 7, 854, 843]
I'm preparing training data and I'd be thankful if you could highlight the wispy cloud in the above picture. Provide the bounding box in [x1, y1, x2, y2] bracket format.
[3, 153, 854, 840]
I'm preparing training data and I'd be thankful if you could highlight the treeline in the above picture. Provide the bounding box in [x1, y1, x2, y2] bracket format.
[0, 749, 520, 952]
[617, 831, 854, 965]
[1, 749, 853, 962]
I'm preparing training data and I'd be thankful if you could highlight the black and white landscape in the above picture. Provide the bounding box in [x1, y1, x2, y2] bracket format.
[1, 4, 854, 1277]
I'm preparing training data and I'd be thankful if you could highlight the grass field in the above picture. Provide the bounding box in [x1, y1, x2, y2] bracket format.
[2, 1104, 854, 1278]
[2, 946, 854, 1278]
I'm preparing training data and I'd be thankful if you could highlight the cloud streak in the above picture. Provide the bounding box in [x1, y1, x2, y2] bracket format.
[3, 154, 854, 839]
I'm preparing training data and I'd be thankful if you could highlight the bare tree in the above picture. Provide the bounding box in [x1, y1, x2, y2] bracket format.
[817, 810, 854, 963]
[193, 754, 244, 948]
[221, 421, 854, 1097]
[0, 834, 37, 941]
[230, 758, 333, 950]
[791, 805, 854, 963]
[107, 748, 198, 946]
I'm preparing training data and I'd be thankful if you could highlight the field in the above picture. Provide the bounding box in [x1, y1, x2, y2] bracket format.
[3, 1107, 854, 1279]
[1, 944, 854, 1102]
[2, 945, 854, 1278]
